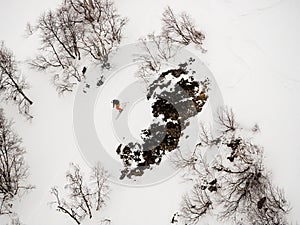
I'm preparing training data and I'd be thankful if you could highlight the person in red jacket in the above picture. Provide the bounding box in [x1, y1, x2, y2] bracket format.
[112, 99, 123, 112]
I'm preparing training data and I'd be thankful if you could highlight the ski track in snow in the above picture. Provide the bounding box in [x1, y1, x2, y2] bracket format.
[222, 0, 287, 18]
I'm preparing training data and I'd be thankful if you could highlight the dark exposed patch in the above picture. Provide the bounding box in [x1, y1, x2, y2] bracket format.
[116, 61, 210, 179]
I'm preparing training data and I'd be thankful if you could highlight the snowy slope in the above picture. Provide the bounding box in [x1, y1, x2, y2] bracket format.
[0, 0, 300, 224]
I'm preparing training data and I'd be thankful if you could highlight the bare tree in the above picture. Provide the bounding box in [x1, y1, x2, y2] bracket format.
[90, 163, 110, 211]
[216, 107, 237, 133]
[0, 109, 33, 215]
[30, 0, 127, 94]
[0, 42, 33, 118]
[29, 4, 87, 94]
[5, 215, 24, 225]
[247, 181, 290, 225]
[181, 187, 212, 225]
[135, 7, 206, 85]
[135, 33, 180, 84]
[174, 108, 290, 225]
[68, 0, 127, 63]
[162, 6, 206, 52]
[50, 187, 81, 224]
[198, 123, 214, 146]
[10, 218, 22, 225]
[65, 163, 93, 220]
[50, 163, 110, 224]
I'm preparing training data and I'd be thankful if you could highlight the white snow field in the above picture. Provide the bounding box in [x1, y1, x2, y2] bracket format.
[0, 0, 300, 224]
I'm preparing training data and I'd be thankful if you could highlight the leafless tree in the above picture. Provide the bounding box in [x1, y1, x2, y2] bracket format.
[65, 163, 94, 220]
[29, 4, 86, 94]
[30, 0, 127, 94]
[135, 33, 180, 84]
[199, 123, 214, 146]
[90, 163, 110, 211]
[216, 107, 237, 133]
[68, 0, 127, 62]
[181, 187, 212, 225]
[162, 6, 206, 52]
[0, 109, 33, 215]
[171, 148, 198, 174]
[247, 181, 290, 225]
[4, 215, 24, 225]
[0, 42, 33, 119]
[51, 187, 81, 224]
[50, 163, 110, 224]
[174, 108, 290, 225]
[135, 7, 206, 85]
[11, 218, 22, 225]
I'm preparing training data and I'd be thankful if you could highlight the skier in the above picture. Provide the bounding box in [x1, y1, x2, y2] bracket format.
[112, 99, 123, 112]
[171, 212, 179, 223]
[82, 66, 87, 75]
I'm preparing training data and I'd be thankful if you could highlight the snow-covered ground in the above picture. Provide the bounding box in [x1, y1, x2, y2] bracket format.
[1, 0, 300, 224]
